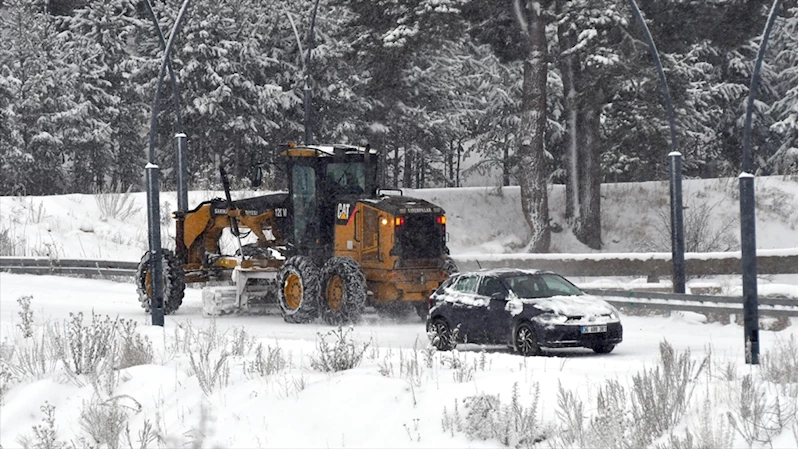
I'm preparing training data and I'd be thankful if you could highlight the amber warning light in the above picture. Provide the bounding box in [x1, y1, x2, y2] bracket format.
[394, 217, 405, 226]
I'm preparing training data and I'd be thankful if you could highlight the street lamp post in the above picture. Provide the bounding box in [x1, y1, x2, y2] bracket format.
[739, 0, 782, 365]
[626, 0, 685, 293]
[303, 0, 321, 145]
[145, 0, 193, 326]
[144, 1, 190, 264]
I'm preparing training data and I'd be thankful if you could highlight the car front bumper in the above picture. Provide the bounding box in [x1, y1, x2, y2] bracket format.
[533, 321, 623, 349]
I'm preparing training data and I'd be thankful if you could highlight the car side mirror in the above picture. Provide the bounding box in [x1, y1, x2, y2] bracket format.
[490, 292, 507, 301]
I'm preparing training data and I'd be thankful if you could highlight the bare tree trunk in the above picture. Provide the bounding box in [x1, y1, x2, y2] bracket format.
[416, 149, 424, 188]
[558, 11, 579, 221]
[446, 140, 454, 187]
[557, 0, 602, 249]
[573, 89, 602, 249]
[456, 140, 462, 187]
[502, 134, 511, 186]
[403, 146, 413, 188]
[393, 146, 400, 186]
[515, 0, 550, 253]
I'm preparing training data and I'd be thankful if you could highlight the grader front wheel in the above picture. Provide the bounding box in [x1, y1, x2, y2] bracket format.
[136, 249, 185, 315]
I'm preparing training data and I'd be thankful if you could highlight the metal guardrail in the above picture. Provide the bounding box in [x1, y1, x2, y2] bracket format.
[584, 289, 798, 318]
[1, 255, 796, 317]
[0, 257, 137, 278]
[452, 249, 798, 278]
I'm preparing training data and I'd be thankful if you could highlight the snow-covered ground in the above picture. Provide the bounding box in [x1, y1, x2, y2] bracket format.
[1, 273, 797, 448]
[0, 176, 797, 448]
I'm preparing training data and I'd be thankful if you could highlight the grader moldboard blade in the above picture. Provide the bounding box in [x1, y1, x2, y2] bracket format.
[201, 266, 281, 316]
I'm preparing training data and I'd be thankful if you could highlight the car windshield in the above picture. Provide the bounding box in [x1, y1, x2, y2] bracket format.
[501, 273, 583, 298]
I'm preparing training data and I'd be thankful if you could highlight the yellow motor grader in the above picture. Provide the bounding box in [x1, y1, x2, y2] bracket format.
[136, 144, 457, 323]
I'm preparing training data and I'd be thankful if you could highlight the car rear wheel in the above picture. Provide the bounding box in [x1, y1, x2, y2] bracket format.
[515, 322, 541, 357]
[592, 343, 615, 354]
[430, 318, 455, 351]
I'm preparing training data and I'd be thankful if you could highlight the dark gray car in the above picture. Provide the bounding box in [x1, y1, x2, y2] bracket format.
[426, 269, 622, 356]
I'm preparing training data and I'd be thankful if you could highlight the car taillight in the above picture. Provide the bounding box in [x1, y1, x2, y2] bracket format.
[437, 215, 446, 225]
[427, 295, 434, 309]
[394, 217, 405, 226]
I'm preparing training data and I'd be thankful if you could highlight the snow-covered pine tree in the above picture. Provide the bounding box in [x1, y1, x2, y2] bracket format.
[137, 0, 302, 188]
[337, 0, 465, 188]
[763, 4, 797, 175]
[0, 0, 81, 195]
[61, 0, 149, 192]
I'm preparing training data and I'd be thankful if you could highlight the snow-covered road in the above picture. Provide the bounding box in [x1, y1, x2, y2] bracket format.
[1, 272, 791, 361]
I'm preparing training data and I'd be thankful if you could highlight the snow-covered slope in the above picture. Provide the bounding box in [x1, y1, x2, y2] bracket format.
[1, 176, 795, 261]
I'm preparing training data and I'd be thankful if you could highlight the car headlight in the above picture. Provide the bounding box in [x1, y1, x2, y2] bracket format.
[539, 313, 568, 324]
[609, 307, 619, 320]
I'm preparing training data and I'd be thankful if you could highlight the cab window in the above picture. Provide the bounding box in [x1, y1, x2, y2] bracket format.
[326, 162, 365, 194]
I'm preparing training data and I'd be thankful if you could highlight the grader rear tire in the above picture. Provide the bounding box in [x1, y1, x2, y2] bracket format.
[321, 257, 367, 325]
[277, 256, 321, 323]
[136, 249, 185, 315]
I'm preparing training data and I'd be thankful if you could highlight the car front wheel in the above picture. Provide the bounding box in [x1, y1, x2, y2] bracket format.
[592, 343, 615, 354]
[515, 322, 541, 357]
[430, 318, 455, 351]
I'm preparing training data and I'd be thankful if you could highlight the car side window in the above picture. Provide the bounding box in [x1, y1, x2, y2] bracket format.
[508, 275, 549, 298]
[453, 275, 478, 293]
[478, 276, 508, 298]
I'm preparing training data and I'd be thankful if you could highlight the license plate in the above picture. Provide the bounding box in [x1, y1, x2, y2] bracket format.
[581, 325, 607, 334]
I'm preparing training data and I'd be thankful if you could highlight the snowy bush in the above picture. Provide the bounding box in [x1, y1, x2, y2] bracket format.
[245, 342, 287, 378]
[228, 326, 257, 356]
[649, 193, 739, 253]
[17, 402, 66, 449]
[551, 381, 587, 447]
[56, 312, 119, 376]
[440, 350, 478, 383]
[188, 335, 230, 395]
[0, 226, 19, 256]
[630, 341, 708, 446]
[8, 322, 60, 380]
[17, 295, 34, 338]
[116, 319, 153, 370]
[310, 326, 370, 372]
[0, 361, 14, 406]
[79, 396, 135, 449]
[654, 396, 734, 449]
[94, 185, 140, 222]
[442, 382, 548, 448]
[588, 379, 633, 449]
[726, 374, 787, 446]
[760, 334, 798, 385]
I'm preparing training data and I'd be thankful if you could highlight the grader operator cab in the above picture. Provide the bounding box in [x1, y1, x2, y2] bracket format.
[136, 144, 457, 324]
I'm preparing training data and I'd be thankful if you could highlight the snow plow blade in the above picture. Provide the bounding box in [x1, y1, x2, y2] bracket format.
[201, 267, 281, 316]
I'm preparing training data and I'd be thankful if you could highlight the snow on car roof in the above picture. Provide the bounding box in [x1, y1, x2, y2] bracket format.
[458, 268, 549, 276]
